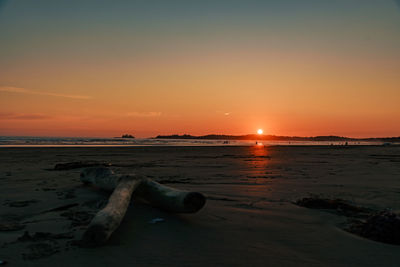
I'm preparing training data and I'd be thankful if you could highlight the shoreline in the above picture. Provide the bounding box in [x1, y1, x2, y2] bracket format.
[0, 142, 393, 148]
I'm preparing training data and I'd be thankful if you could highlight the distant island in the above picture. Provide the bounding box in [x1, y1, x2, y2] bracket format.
[121, 134, 135, 138]
[155, 134, 400, 142]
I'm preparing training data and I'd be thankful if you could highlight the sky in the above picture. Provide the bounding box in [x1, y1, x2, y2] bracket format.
[0, 0, 399, 138]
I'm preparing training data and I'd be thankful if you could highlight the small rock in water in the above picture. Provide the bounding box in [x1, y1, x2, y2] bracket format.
[149, 218, 165, 224]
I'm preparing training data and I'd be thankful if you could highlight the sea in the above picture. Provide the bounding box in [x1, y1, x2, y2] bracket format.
[0, 136, 385, 147]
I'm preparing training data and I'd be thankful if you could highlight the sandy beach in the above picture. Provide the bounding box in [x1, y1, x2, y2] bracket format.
[1, 145, 400, 266]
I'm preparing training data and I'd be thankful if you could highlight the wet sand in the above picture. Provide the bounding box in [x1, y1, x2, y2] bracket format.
[1, 145, 400, 266]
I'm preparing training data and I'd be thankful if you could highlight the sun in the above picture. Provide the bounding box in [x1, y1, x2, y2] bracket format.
[257, 129, 263, 135]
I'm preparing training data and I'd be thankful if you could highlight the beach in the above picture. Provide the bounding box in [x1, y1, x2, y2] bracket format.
[1, 145, 400, 266]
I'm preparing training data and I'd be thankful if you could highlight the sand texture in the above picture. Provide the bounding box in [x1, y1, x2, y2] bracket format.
[1, 145, 400, 266]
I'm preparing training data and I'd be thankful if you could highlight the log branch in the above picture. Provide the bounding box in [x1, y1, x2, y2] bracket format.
[80, 167, 206, 246]
[135, 179, 206, 213]
[81, 175, 140, 246]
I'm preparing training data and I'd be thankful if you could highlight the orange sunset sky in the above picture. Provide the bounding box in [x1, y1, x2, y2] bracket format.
[0, 1, 399, 138]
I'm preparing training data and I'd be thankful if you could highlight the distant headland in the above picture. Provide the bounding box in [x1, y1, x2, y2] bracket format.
[155, 134, 400, 142]
[121, 134, 135, 138]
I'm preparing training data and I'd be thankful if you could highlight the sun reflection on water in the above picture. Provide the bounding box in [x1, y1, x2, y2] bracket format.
[237, 145, 276, 199]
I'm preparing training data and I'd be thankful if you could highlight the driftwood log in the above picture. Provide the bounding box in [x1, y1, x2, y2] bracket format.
[81, 175, 141, 245]
[80, 167, 206, 246]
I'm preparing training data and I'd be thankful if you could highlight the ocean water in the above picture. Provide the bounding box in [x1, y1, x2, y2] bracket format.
[0, 136, 383, 147]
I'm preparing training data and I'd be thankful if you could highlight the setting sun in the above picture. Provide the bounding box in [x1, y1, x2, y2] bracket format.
[257, 129, 263, 135]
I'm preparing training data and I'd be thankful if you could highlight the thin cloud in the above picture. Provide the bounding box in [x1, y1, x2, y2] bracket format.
[125, 112, 162, 117]
[0, 112, 52, 120]
[217, 110, 231, 116]
[0, 86, 92, 100]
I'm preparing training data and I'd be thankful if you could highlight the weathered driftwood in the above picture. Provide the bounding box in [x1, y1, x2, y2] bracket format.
[80, 167, 206, 246]
[135, 179, 206, 213]
[80, 167, 206, 213]
[81, 175, 140, 246]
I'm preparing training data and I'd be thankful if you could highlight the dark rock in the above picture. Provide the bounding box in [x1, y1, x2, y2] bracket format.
[296, 197, 400, 245]
[295, 197, 370, 217]
[348, 211, 400, 245]
[54, 161, 112, 171]
[0, 221, 25, 231]
[7, 200, 38, 208]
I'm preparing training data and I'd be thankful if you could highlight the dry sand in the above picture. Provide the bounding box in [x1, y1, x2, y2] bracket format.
[1, 145, 400, 266]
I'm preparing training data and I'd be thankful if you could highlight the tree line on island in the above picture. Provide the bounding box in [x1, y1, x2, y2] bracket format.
[121, 134, 135, 138]
[154, 134, 400, 142]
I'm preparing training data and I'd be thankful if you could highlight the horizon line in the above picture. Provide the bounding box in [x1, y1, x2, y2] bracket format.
[0, 133, 399, 139]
